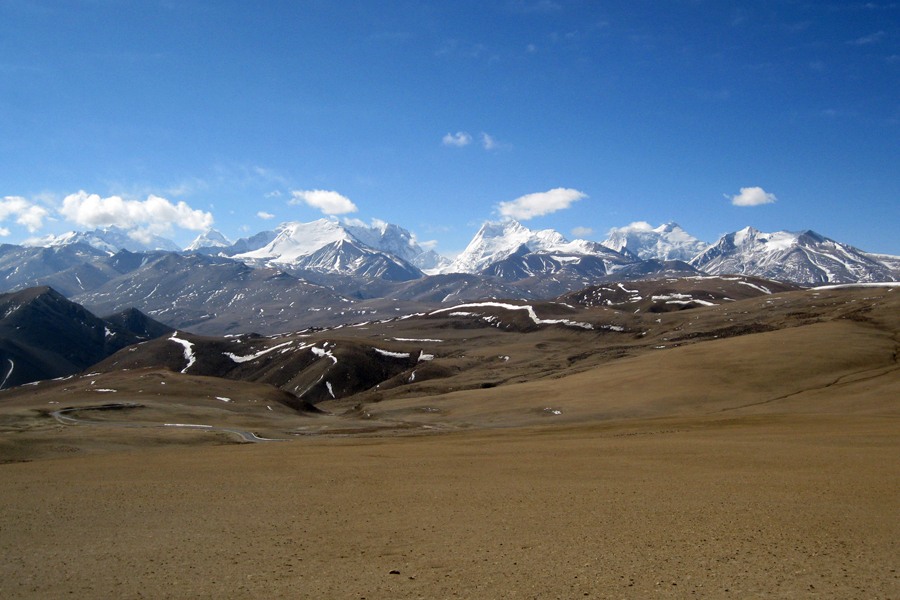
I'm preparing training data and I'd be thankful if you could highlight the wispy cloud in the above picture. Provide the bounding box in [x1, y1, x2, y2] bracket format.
[442, 131, 473, 147]
[729, 187, 777, 207]
[848, 31, 885, 45]
[497, 188, 587, 220]
[290, 190, 358, 215]
[481, 132, 499, 150]
[257, 211, 275, 220]
[571, 226, 593, 238]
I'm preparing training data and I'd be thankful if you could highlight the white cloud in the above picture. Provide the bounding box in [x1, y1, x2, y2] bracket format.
[618, 221, 654, 232]
[290, 189, 358, 215]
[59, 191, 214, 231]
[257, 211, 275, 220]
[730, 187, 777, 207]
[497, 188, 587, 220]
[481, 132, 499, 150]
[418, 239, 438, 250]
[571, 226, 593, 238]
[442, 131, 472, 147]
[0, 196, 50, 232]
[127, 227, 158, 245]
[264, 190, 282, 198]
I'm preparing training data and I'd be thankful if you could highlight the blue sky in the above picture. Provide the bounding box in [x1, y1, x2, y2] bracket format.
[1, 0, 898, 256]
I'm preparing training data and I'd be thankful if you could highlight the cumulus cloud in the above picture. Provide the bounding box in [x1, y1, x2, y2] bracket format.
[442, 131, 472, 147]
[497, 188, 587, 220]
[0, 196, 50, 233]
[618, 221, 654, 232]
[730, 187, 778, 207]
[257, 211, 275, 220]
[60, 191, 214, 231]
[571, 226, 593, 238]
[290, 189, 358, 215]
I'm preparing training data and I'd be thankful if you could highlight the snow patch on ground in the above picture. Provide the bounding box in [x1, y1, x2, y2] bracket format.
[169, 334, 196, 373]
[430, 302, 593, 330]
[737, 281, 772, 294]
[311, 346, 338, 364]
[0, 359, 14, 390]
[375, 348, 411, 359]
[225, 340, 296, 363]
[813, 282, 899, 291]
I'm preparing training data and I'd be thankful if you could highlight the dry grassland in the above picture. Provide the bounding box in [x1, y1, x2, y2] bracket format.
[2, 286, 900, 598]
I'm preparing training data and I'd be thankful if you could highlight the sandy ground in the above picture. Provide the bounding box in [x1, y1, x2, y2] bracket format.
[2, 414, 898, 599]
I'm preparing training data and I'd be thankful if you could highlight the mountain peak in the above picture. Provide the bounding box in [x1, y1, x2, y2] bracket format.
[602, 221, 708, 261]
[449, 220, 602, 274]
[186, 228, 232, 252]
[23, 226, 181, 253]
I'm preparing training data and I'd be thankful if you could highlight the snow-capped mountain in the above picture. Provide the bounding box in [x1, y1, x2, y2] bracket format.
[236, 219, 351, 263]
[288, 239, 423, 281]
[602, 222, 709, 261]
[447, 219, 623, 274]
[186, 228, 232, 253]
[690, 227, 900, 285]
[237, 219, 423, 264]
[220, 230, 279, 256]
[24, 227, 181, 253]
[411, 250, 452, 275]
[234, 219, 424, 281]
[343, 219, 423, 263]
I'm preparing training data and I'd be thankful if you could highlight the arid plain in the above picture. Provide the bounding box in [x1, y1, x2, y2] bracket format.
[2, 281, 899, 599]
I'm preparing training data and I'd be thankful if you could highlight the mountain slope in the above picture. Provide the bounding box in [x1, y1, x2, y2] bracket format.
[0, 243, 111, 293]
[72, 253, 353, 335]
[0, 287, 172, 389]
[286, 239, 423, 281]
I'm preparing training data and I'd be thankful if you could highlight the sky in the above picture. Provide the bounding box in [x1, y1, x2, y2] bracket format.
[1, 0, 898, 257]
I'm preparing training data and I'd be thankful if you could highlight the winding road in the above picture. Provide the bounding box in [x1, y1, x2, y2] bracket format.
[50, 403, 288, 443]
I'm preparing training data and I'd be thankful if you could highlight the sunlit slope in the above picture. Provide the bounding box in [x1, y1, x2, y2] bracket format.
[367, 319, 900, 427]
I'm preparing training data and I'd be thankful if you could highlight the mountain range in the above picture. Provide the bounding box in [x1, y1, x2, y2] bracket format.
[3, 217, 898, 335]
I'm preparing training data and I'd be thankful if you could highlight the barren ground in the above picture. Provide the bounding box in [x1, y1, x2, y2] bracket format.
[2, 285, 899, 598]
